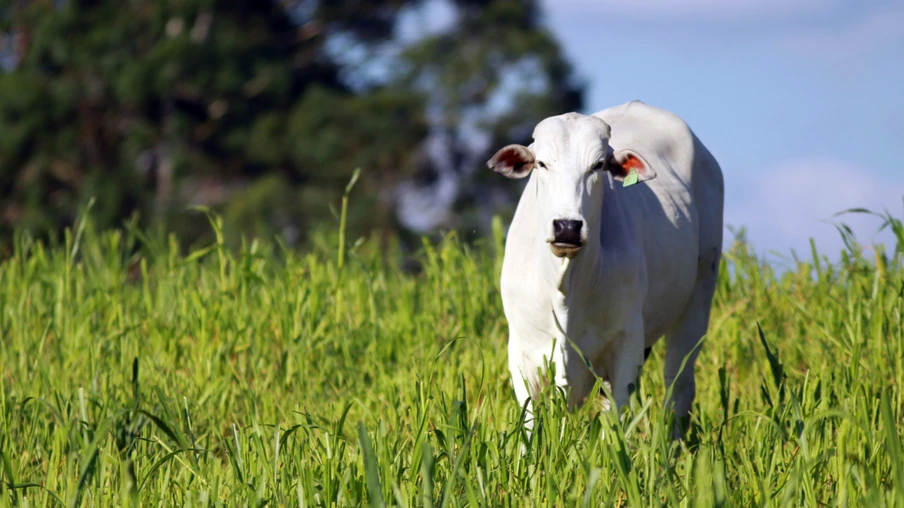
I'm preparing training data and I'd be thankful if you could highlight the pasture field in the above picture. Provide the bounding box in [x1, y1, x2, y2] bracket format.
[2, 211, 904, 507]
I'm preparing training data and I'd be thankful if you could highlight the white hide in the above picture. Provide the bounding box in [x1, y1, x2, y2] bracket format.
[493, 101, 724, 436]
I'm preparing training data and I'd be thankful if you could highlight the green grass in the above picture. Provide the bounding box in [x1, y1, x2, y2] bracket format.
[2, 209, 904, 507]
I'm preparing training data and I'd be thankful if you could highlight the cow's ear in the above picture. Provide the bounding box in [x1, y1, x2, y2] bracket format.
[607, 150, 656, 183]
[487, 144, 535, 179]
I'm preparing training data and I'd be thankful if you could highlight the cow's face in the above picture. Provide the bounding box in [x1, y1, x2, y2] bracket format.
[488, 114, 615, 259]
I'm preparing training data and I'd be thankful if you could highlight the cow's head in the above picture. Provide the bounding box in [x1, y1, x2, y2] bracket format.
[488, 113, 655, 258]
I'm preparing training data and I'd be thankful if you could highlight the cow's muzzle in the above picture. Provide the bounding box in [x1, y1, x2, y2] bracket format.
[551, 219, 584, 258]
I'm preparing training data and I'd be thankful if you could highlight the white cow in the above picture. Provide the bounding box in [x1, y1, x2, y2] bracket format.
[488, 100, 723, 436]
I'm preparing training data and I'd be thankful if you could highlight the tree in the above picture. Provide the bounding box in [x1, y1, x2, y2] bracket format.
[0, 0, 581, 248]
[393, 0, 584, 237]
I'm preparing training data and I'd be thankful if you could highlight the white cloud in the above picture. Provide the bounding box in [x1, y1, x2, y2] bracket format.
[725, 158, 904, 259]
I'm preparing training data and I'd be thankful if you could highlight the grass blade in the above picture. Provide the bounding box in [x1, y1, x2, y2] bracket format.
[358, 422, 384, 508]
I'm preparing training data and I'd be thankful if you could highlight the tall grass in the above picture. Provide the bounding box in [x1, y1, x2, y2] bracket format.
[1, 209, 903, 506]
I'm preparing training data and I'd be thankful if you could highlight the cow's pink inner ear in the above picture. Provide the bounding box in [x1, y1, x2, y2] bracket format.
[497, 148, 531, 170]
[621, 154, 645, 175]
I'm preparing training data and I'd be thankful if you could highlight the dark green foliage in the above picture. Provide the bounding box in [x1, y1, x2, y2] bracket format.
[0, 0, 582, 249]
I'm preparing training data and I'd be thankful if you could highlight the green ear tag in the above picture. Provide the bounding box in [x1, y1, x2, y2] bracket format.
[622, 169, 639, 187]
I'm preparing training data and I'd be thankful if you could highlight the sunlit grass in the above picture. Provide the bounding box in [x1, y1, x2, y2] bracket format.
[1, 208, 904, 506]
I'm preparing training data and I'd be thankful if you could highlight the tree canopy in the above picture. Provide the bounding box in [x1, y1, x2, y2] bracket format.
[0, 0, 583, 248]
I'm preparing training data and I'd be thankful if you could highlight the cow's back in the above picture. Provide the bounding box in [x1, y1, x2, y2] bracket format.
[595, 101, 724, 345]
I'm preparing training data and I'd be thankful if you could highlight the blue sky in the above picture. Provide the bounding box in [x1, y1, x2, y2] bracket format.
[543, 0, 904, 259]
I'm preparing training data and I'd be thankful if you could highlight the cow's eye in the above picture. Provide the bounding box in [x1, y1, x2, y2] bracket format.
[537, 161, 547, 170]
[591, 160, 605, 171]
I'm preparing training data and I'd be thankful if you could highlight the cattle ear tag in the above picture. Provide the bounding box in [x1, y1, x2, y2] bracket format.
[622, 169, 639, 187]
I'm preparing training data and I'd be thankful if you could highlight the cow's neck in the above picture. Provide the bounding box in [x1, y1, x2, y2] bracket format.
[538, 234, 603, 300]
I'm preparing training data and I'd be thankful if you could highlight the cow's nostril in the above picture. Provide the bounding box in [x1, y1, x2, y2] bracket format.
[552, 220, 583, 245]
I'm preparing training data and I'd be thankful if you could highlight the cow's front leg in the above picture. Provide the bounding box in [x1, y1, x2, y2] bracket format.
[553, 339, 598, 408]
[508, 339, 536, 430]
[511, 335, 597, 419]
[600, 318, 646, 410]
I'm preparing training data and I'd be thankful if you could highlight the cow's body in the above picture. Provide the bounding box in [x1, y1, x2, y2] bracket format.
[497, 101, 723, 434]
